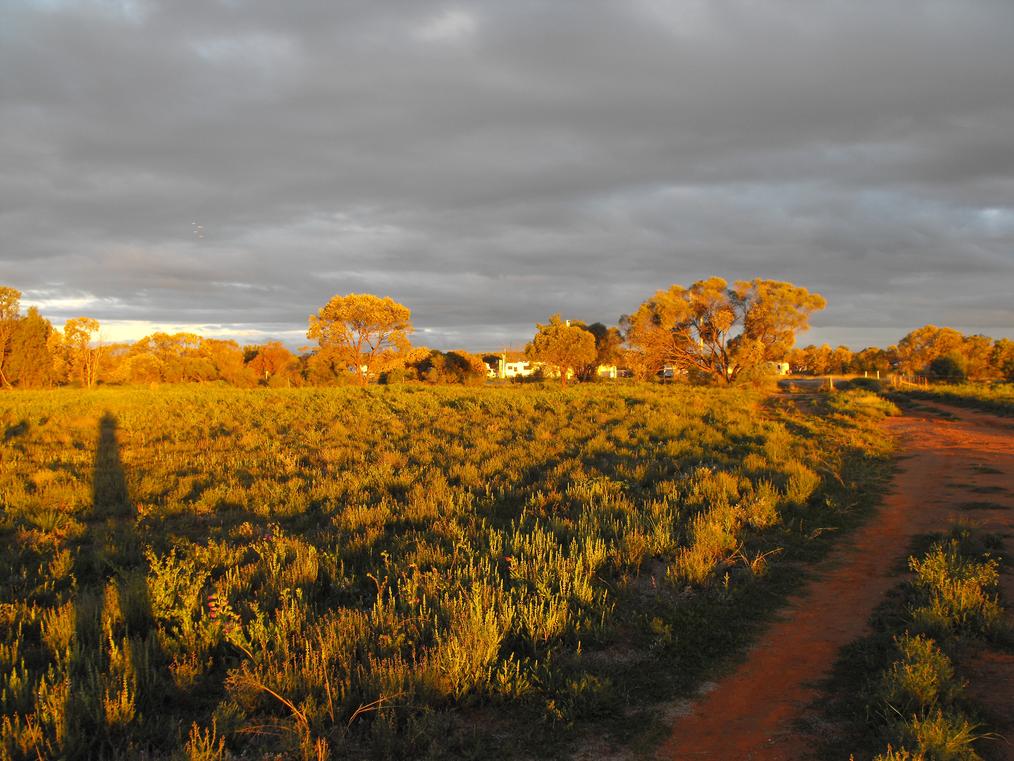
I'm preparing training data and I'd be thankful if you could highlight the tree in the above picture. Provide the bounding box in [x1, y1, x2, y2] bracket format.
[829, 345, 853, 375]
[63, 317, 101, 388]
[247, 341, 298, 386]
[928, 354, 967, 383]
[47, 329, 67, 385]
[624, 278, 825, 384]
[896, 325, 963, 375]
[525, 314, 597, 386]
[576, 322, 623, 380]
[199, 339, 255, 387]
[850, 346, 892, 376]
[307, 294, 412, 384]
[446, 351, 488, 384]
[992, 339, 1014, 382]
[407, 349, 487, 384]
[132, 332, 209, 383]
[790, 344, 834, 375]
[960, 334, 994, 381]
[6, 307, 56, 387]
[0, 286, 21, 389]
[97, 343, 132, 384]
[117, 352, 165, 385]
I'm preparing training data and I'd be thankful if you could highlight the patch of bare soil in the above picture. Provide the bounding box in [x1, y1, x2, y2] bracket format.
[961, 650, 1014, 761]
[655, 402, 1014, 760]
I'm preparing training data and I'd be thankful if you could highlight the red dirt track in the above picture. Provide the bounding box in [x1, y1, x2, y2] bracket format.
[656, 401, 1014, 761]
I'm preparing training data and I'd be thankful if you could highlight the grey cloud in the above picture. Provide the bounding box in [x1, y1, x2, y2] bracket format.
[2, 0, 1013, 350]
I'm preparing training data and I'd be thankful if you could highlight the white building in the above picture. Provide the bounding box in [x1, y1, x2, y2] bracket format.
[486, 353, 617, 381]
[501, 359, 536, 379]
[766, 361, 791, 376]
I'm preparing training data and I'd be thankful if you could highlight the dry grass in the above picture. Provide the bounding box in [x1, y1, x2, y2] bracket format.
[0, 384, 892, 759]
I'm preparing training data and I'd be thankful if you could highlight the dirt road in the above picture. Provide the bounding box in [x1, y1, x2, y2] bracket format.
[656, 401, 1014, 760]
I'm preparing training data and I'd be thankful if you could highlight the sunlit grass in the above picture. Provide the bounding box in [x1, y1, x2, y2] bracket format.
[829, 528, 1007, 761]
[0, 384, 892, 759]
[902, 382, 1014, 416]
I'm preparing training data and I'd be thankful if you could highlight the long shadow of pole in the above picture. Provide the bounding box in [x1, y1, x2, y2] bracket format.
[68, 413, 169, 759]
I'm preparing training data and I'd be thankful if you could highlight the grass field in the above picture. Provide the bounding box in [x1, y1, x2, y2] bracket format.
[899, 383, 1014, 416]
[0, 384, 894, 760]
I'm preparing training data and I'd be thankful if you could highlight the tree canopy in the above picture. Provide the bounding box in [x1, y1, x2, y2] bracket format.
[623, 278, 826, 384]
[896, 325, 964, 375]
[63, 317, 101, 388]
[576, 322, 623, 380]
[2, 280, 1012, 388]
[525, 315, 597, 386]
[248, 341, 298, 386]
[0, 287, 22, 389]
[307, 294, 412, 383]
[5, 307, 56, 388]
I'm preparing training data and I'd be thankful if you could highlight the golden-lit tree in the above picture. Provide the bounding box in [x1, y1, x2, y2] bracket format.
[787, 344, 833, 375]
[120, 332, 251, 385]
[526, 314, 597, 386]
[117, 351, 165, 385]
[407, 349, 487, 384]
[851, 346, 893, 375]
[625, 278, 825, 383]
[46, 329, 67, 384]
[131, 332, 205, 383]
[829, 345, 853, 374]
[63, 317, 101, 388]
[0, 286, 21, 389]
[811, 345, 832, 375]
[961, 334, 995, 381]
[993, 339, 1014, 381]
[247, 341, 298, 386]
[575, 322, 623, 380]
[793, 344, 853, 375]
[6, 307, 57, 388]
[0, 288, 24, 389]
[896, 325, 963, 375]
[307, 294, 412, 384]
[200, 338, 255, 387]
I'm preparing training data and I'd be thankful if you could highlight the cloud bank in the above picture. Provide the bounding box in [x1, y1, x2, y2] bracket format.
[3, 0, 1012, 350]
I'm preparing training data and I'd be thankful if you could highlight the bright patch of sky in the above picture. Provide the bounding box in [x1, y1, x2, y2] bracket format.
[414, 9, 477, 43]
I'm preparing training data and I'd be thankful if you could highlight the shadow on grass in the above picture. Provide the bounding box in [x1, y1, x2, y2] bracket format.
[3, 419, 29, 441]
[67, 413, 171, 759]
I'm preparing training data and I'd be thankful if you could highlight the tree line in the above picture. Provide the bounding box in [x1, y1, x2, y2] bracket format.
[1, 281, 1011, 390]
[786, 325, 1013, 382]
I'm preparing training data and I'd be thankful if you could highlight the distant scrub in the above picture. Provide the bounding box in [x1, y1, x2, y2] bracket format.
[0, 384, 893, 759]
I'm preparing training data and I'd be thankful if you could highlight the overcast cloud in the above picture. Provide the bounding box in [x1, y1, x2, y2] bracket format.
[2, 0, 1012, 350]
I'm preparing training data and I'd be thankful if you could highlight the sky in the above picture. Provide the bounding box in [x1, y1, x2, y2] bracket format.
[2, 0, 1013, 352]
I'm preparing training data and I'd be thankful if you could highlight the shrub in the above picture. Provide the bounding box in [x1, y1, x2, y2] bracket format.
[897, 709, 982, 761]
[928, 355, 968, 384]
[880, 634, 959, 715]
[908, 541, 1001, 637]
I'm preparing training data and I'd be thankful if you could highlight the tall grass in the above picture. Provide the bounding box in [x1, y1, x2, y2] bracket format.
[0, 384, 892, 758]
[846, 531, 1006, 761]
[900, 383, 1014, 416]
